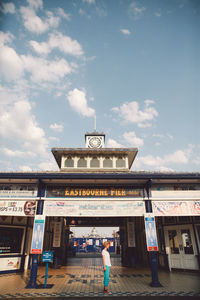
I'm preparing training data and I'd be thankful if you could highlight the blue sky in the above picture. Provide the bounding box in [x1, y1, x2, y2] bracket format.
[0, 0, 200, 172]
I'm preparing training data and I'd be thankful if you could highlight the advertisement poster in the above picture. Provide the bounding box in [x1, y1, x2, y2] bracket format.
[152, 201, 200, 216]
[144, 214, 158, 251]
[0, 257, 21, 272]
[31, 215, 45, 254]
[52, 222, 62, 248]
[127, 222, 135, 247]
[0, 200, 37, 216]
[43, 201, 145, 217]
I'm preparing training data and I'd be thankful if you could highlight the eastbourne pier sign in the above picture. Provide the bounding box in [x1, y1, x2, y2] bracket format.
[46, 187, 144, 198]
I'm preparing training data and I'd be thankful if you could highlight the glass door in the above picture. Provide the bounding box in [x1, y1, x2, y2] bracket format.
[165, 225, 198, 270]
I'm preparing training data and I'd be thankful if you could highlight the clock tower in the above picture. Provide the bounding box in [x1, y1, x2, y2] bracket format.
[85, 130, 105, 148]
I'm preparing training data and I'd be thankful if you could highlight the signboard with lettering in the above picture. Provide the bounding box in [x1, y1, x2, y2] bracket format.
[0, 200, 37, 216]
[0, 184, 37, 198]
[43, 200, 145, 216]
[152, 201, 200, 216]
[46, 187, 143, 199]
[42, 251, 53, 263]
[144, 214, 158, 251]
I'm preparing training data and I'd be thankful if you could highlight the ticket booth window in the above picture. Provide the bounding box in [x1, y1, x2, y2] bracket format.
[0, 227, 24, 254]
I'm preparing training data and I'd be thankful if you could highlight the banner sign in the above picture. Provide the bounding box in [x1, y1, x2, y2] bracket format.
[127, 222, 135, 247]
[31, 215, 45, 254]
[152, 201, 200, 216]
[144, 214, 158, 251]
[53, 222, 62, 247]
[0, 184, 37, 198]
[0, 200, 37, 216]
[43, 201, 145, 217]
[46, 187, 143, 199]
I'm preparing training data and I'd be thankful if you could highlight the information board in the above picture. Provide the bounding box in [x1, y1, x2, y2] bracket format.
[144, 214, 158, 251]
[42, 251, 53, 263]
[43, 200, 145, 216]
[31, 215, 45, 254]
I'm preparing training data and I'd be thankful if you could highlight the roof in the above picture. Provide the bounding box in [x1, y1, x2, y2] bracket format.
[0, 171, 199, 185]
[51, 147, 138, 169]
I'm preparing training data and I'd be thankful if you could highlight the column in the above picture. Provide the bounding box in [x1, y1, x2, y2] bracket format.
[26, 179, 45, 288]
[145, 179, 162, 287]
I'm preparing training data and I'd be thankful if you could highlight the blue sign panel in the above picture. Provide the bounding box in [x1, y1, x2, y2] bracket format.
[31, 215, 45, 254]
[42, 251, 53, 263]
[144, 214, 158, 251]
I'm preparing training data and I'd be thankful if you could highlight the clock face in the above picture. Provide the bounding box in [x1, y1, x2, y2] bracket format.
[88, 137, 102, 148]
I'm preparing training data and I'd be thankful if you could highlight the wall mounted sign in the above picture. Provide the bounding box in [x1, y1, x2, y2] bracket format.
[31, 215, 45, 254]
[152, 201, 200, 216]
[46, 187, 143, 199]
[0, 184, 37, 198]
[0, 200, 37, 216]
[43, 200, 145, 217]
[52, 222, 62, 248]
[127, 221, 135, 247]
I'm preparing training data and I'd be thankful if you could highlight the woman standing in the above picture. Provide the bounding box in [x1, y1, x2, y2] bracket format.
[102, 241, 111, 294]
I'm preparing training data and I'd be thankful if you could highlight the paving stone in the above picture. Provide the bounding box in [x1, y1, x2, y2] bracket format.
[0, 256, 200, 297]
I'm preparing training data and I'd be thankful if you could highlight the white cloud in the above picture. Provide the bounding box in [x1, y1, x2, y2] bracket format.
[50, 123, 63, 132]
[26, 0, 43, 10]
[0, 2, 15, 14]
[67, 88, 95, 118]
[19, 165, 32, 172]
[1, 148, 35, 158]
[112, 99, 158, 127]
[20, 1, 60, 34]
[49, 136, 59, 142]
[155, 12, 162, 17]
[107, 139, 124, 148]
[30, 32, 83, 57]
[134, 149, 189, 172]
[48, 32, 83, 56]
[38, 157, 58, 171]
[57, 7, 70, 21]
[129, 1, 146, 19]
[123, 131, 144, 147]
[0, 100, 48, 157]
[20, 6, 49, 34]
[0, 32, 24, 81]
[193, 156, 200, 166]
[82, 0, 95, 4]
[29, 40, 50, 55]
[21, 55, 74, 83]
[120, 29, 131, 35]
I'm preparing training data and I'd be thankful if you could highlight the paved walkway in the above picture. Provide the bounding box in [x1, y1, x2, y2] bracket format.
[0, 256, 200, 298]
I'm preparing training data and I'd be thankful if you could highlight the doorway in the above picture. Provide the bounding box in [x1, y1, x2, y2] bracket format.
[164, 225, 199, 270]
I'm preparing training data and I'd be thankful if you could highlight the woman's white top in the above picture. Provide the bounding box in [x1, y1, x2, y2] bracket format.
[102, 249, 111, 266]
